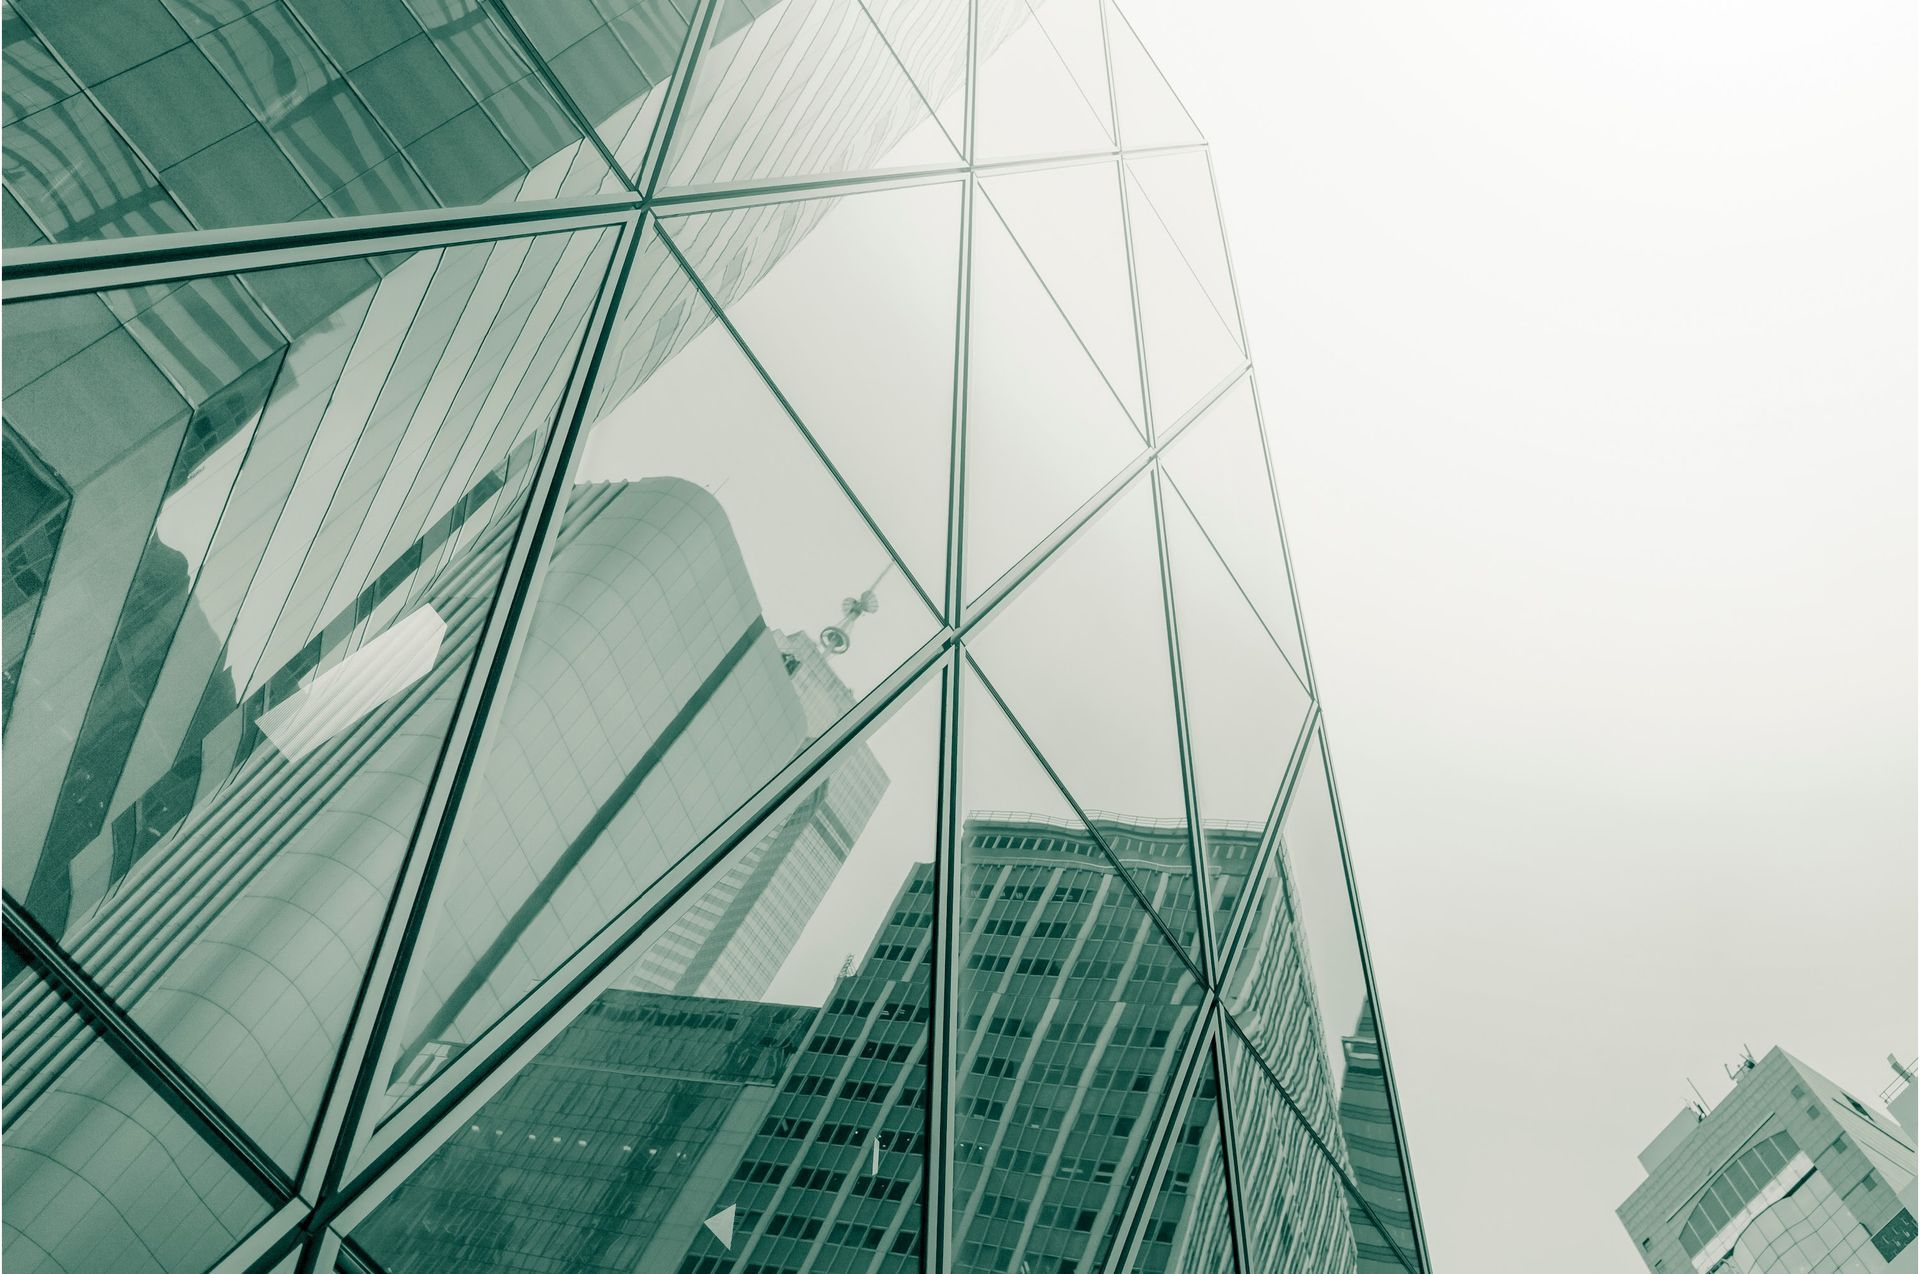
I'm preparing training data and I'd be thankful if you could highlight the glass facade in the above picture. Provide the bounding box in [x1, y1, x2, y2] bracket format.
[0, 1, 1427, 1271]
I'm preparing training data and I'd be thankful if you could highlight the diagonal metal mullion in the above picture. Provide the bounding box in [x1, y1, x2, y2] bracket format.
[653, 217, 950, 622]
[1215, 700, 1322, 976]
[1147, 464, 1227, 986]
[1106, 998, 1224, 1271]
[975, 177, 1144, 441]
[206, 1198, 308, 1274]
[479, 0, 635, 193]
[1242, 369, 1323, 697]
[1098, 997, 1213, 1274]
[638, 0, 725, 200]
[319, 639, 951, 1232]
[927, 647, 965, 1274]
[960, 648, 1210, 991]
[1161, 440, 1312, 692]
[1204, 1022, 1259, 1273]
[1218, 1009, 1424, 1271]
[290, 216, 643, 1217]
[0, 895, 297, 1204]
[1, 197, 644, 298]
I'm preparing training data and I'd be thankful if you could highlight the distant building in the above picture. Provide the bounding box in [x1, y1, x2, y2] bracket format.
[1618, 1047, 1919, 1273]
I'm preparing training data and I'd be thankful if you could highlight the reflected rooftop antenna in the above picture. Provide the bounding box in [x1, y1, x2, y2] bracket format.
[820, 562, 893, 655]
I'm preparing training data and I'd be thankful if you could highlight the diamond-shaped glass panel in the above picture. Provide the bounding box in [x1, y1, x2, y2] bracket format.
[967, 475, 1202, 964]
[2, 961, 275, 1273]
[980, 158, 1144, 429]
[661, 0, 958, 190]
[1161, 376, 1307, 682]
[662, 180, 963, 602]
[1161, 467, 1312, 944]
[1, 227, 616, 1171]
[952, 665, 1205, 1273]
[360, 667, 943, 1271]
[381, 227, 940, 1114]
[964, 184, 1144, 602]
[1128, 164, 1243, 433]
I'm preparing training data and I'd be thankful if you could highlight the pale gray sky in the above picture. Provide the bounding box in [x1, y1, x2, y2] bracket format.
[1121, 1, 1918, 1268]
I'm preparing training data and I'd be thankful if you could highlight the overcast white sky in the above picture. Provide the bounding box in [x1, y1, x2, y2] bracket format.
[1120, 1, 1917, 1268]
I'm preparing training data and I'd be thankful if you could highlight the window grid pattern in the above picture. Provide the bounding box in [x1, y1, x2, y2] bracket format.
[0, 2, 1429, 1272]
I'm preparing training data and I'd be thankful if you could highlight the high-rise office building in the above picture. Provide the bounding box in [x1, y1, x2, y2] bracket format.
[1, 1, 1428, 1270]
[1618, 1048, 1919, 1273]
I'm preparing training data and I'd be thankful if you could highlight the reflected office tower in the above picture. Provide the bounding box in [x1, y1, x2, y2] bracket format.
[360, 814, 1244, 1274]
[4, 1, 1429, 1270]
[1619, 1048, 1918, 1273]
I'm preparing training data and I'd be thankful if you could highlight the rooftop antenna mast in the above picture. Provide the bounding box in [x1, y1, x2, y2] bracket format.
[819, 561, 893, 655]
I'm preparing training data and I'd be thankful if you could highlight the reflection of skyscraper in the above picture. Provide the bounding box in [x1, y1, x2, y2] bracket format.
[361, 812, 1232, 1274]
[359, 991, 818, 1273]
[2, 469, 883, 1252]
[1338, 1004, 1420, 1271]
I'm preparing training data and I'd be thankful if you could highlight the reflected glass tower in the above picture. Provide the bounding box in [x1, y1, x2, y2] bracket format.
[1, 1, 1429, 1271]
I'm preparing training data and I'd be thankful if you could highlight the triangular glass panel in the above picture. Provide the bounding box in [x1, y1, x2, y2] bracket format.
[981, 159, 1144, 429]
[865, 0, 972, 155]
[360, 668, 945, 1272]
[1161, 469, 1313, 944]
[1128, 165, 1244, 432]
[951, 664, 1206, 1274]
[378, 233, 941, 1118]
[662, 180, 963, 602]
[1128, 150, 1241, 351]
[964, 188, 1145, 602]
[1161, 377, 1308, 682]
[975, 0, 1114, 161]
[660, 0, 960, 191]
[1221, 726, 1422, 1262]
[3, 963, 276, 1273]
[1220, 1026, 1381, 1274]
[1127, 1049, 1240, 1272]
[0, 225, 619, 1173]
[1106, 2, 1204, 148]
[967, 476, 1202, 963]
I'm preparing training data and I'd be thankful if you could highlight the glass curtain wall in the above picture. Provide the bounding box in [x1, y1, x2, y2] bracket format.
[0, 1, 1427, 1271]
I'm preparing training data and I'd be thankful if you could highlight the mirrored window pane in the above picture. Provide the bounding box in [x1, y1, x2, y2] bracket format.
[494, 0, 694, 183]
[952, 666, 1205, 1274]
[661, 0, 957, 191]
[1127, 1045, 1240, 1273]
[381, 225, 940, 1113]
[1, 224, 618, 1171]
[2, 961, 275, 1273]
[964, 184, 1145, 602]
[662, 181, 963, 602]
[358, 668, 943, 1273]
[968, 475, 1202, 964]
[1222, 1027, 1378, 1274]
[1161, 466, 1312, 941]
[1221, 728, 1422, 1267]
